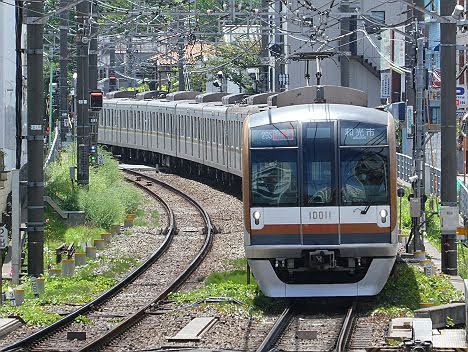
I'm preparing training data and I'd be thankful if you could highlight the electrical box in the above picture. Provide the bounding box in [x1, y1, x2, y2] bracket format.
[90, 90, 103, 110]
[410, 198, 421, 217]
[440, 206, 460, 232]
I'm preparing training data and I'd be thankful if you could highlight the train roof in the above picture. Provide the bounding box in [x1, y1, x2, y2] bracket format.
[248, 104, 389, 128]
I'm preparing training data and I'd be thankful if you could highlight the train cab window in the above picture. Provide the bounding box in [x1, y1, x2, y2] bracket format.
[340, 147, 389, 205]
[302, 122, 336, 206]
[250, 149, 298, 207]
[250, 123, 298, 207]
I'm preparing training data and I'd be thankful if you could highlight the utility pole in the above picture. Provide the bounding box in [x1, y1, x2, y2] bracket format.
[260, 0, 270, 92]
[339, 0, 350, 87]
[26, 0, 44, 277]
[410, 33, 426, 253]
[177, 16, 185, 91]
[440, 0, 458, 275]
[126, 37, 135, 88]
[76, 1, 90, 186]
[109, 42, 117, 91]
[59, 0, 69, 144]
[89, 0, 98, 165]
[404, 0, 424, 157]
[273, 0, 284, 92]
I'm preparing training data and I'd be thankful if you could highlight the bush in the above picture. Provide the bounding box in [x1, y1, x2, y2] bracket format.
[46, 145, 142, 229]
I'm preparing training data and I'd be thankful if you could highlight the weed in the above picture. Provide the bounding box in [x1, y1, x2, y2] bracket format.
[372, 263, 464, 317]
[169, 261, 284, 316]
[74, 315, 93, 325]
[151, 210, 160, 227]
[46, 145, 143, 229]
[0, 256, 140, 325]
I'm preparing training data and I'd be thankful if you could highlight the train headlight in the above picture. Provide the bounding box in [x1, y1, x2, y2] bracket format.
[380, 209, 388, 223]
[253, 211, 261, 225]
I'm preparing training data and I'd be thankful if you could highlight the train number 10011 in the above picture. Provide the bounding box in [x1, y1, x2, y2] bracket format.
[308, 210, 332, 220]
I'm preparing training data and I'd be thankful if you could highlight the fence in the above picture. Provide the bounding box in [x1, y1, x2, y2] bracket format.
[396, 152, 467, 221]
[460, 183, 468, 221]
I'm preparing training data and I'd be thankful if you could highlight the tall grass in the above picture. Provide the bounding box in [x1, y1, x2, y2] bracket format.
[46, 145, 142, 229]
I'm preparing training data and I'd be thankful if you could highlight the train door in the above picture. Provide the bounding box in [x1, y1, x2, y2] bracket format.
[338, 121, 391, 244]
[300, 121, 339, 245]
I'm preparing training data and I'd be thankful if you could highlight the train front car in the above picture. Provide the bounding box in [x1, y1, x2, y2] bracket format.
[243, 103, 397, 297]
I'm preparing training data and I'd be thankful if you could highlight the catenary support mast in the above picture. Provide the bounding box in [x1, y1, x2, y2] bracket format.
[440, 0, 458, 275]
[26, 0, 45, 276]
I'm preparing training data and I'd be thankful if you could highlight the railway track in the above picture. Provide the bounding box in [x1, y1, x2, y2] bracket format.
[2, 169, 214, 352]
[257, 300, 357, 352]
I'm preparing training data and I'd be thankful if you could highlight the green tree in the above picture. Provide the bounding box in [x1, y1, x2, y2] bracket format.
[202, 39, 261, 93]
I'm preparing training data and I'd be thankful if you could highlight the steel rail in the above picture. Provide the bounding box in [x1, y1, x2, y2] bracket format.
[77, 169, 214, 351]
[1, 174, 175, 352]
[256, 303, 294, 352]
[334, 301, 357, 352]
[257, 300, 356, 352]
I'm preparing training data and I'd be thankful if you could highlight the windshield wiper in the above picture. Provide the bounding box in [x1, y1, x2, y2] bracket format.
[360, 204, 371, 214]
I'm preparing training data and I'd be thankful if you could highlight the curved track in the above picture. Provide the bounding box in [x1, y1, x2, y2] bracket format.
[257, 300, 357, 352]
[77, 170, 214, 351]
[2, 169, 213, 352]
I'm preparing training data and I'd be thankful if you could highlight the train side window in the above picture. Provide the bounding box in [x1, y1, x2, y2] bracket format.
[250, 149, 298, 207]
[302, 122, 336, 206]
[180, 115, 184, 136]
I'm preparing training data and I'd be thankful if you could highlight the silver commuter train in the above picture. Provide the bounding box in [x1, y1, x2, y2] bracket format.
[99, 86, 398, 297]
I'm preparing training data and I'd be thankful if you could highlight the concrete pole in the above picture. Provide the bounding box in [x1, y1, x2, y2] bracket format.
[261, 0, 269, 92]
[26, 0, 44, 277]
[89, 0, 98, 165]
[76, 1, 90, 186]
[177, 16, 185, 91]
[412, 34, 426, 252]
[274, 0, 284, 92]
[440, 0, 458, 275]
[59, 0, 69, 144]
[339, 0, 350, 87]
[109, 42, 117, 91]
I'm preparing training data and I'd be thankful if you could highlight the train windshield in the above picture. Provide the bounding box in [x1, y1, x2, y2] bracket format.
[250, 149, 298, 207]
[340, 147, 389, 205]
[303, 122, 336, 206]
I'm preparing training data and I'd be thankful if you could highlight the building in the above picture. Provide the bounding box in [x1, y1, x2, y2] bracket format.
[269, 0, 409, 107]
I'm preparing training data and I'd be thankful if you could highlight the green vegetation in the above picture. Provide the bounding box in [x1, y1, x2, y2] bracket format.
[44, 207, 105, 267]
[202, 40, 262, 93]
[0, 256, 139, 326]
[169, 258, 285, 315]
[398, 190, 468, 278]
[372, 263, 464, 317]
[46, 145, 142, 229]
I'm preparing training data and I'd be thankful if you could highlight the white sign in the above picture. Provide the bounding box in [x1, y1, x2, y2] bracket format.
[0, 226, 7, 250]
[456, 86, 467, 108]
[381, 71, 391, 99]
[406, 105, 414, 137]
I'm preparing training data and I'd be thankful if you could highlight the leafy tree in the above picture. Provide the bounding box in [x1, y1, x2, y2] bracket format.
[202, 39, 261, 93]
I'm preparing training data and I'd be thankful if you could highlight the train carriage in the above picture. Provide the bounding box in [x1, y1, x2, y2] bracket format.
[100, 86, 397, 297]
[242, 87, 397, 297]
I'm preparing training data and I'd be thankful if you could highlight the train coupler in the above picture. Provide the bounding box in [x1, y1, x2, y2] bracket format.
[306, 250, 336, 270]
